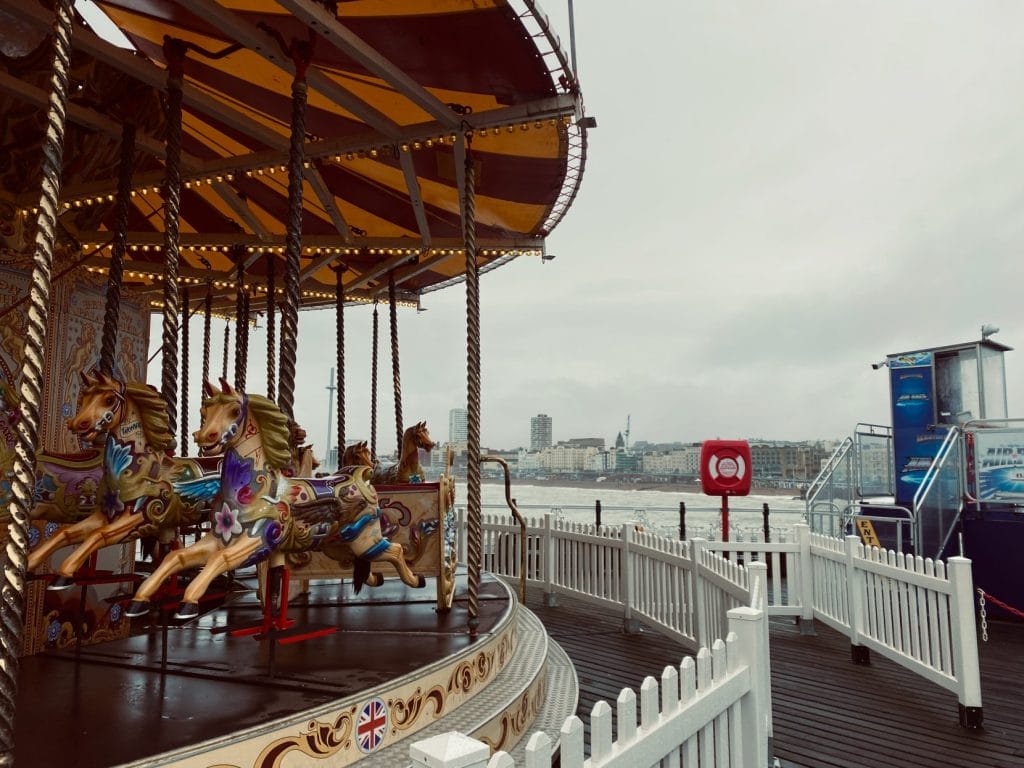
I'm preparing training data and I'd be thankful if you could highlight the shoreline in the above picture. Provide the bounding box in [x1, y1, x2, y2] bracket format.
[470, 475, 801, 498]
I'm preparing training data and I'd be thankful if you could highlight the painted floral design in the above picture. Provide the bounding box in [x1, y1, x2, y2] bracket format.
[28, 527, 39, 549]
[46, 620, 60, 643]
[214, 502, 243, 543]
[221, 450, 255, 507]
[101, 487, 124, 521]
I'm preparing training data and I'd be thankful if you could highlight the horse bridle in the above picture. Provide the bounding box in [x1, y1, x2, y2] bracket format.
[213, 393, 249, 450]
[89, 379, 127, 436]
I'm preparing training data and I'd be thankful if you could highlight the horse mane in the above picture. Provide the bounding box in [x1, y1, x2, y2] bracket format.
[238, 392, 292, 470]
[123, 381, 175, 452]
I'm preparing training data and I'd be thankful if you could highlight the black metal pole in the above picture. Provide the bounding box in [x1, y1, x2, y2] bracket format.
[595, 499, 602, 527]
[762, 502, 771, 543]
[679, 501, 686, 541]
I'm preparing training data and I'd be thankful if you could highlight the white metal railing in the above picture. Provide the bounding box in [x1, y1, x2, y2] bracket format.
[411, 583, 771, 768]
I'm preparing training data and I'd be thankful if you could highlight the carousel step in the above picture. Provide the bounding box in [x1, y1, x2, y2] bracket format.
[368, 602, 578, 767]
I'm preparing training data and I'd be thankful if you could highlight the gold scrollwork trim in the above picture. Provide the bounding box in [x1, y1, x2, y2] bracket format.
[247, 707, 356, 768]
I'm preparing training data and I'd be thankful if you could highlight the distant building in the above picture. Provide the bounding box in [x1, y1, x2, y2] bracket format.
[446, 405, 466, 454]
[561, 437, 605, 449]
[530, 413, 552, 451]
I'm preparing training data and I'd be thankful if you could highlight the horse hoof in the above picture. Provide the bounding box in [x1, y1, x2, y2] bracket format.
[174, 602, 200, 621]
[125, 600, 151, 617]
[417, 575, 426, 588]
[47, 576, 76, 591]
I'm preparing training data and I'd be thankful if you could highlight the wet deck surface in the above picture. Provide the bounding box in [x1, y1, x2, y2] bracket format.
[523, 587, 1024, 767]
[16, 571, 510, 768]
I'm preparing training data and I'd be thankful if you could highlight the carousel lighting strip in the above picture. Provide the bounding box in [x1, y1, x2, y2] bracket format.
[92, 266, 419, 306]
[79, 243, 544, 258]
[18, 116, 574, 215]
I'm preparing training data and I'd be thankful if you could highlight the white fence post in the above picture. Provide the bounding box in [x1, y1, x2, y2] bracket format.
[621, 522, 640, 633]
[796, 524, 815, 634]
[543, 513, 557, 607]
[410, 731, 491, 768]
[746, 561, 772, 741]
[947, 556, 983, 728]
[845, 535, 870, 665]
[727, 606, 770, 768]
[691, 537, 709, 649]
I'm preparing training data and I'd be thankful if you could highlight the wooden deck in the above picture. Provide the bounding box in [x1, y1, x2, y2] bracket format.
[522, 587, 1024, 767]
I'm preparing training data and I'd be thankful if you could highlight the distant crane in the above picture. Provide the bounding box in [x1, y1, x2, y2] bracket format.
[624, 414, 631, 451]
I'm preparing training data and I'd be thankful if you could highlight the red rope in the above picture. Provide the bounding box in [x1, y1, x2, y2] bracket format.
[980, 589, 1024, 620]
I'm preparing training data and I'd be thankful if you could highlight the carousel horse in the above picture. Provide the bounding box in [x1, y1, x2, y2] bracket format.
[29, 371, 222, 583]
[341, 440, 373, 469]
[371, 421, 436, 484]
[37, 376, 320, 583]
[125, 381, 425, 620]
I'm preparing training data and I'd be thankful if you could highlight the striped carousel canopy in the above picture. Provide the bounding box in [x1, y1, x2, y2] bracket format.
[0, 0, 589, 312]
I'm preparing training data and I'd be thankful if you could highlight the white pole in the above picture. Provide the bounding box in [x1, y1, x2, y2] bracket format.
[325, 366, 335, 470]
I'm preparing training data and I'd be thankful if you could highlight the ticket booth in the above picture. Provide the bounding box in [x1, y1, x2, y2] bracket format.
[888, 337, 1010, 509]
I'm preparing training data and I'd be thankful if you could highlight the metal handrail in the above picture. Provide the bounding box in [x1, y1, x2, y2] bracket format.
[805, 436, 853, 511]
[912, 425, 960, 515]
[479, 455, 526, 602]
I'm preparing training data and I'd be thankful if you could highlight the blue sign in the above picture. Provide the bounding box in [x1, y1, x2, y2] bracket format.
[890, 353, 939, 506]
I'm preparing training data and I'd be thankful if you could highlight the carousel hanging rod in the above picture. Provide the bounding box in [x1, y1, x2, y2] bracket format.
[16, 95, 579, 211]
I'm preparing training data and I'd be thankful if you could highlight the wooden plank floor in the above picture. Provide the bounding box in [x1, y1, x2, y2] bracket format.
[522, 587, 1024, 767]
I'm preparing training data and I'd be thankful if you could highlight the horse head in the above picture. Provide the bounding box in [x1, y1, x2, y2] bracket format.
[194, 381, 292, 470]
[193, 380, 247, 456]
[66, 369, 127, 443]
[407, 421, 436, 452]
[342, 440, 373, 467]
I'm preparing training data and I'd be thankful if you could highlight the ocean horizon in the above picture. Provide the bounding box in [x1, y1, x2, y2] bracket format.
[453, 480, 806, 540]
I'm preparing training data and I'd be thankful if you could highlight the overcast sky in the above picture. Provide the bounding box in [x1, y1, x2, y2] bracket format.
[151, 2, 1024, 456]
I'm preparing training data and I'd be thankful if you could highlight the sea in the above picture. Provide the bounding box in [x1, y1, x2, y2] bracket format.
[453, 481, 807, 541]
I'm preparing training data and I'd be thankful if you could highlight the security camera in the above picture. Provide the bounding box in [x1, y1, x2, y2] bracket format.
[870, 360, 888, 370]
[981, 324, 1000, 339]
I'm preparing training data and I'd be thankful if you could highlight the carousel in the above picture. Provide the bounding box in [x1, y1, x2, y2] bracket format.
[0, 1, 591, 766]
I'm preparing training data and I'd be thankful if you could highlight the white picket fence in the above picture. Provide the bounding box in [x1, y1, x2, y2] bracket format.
[463, 511, 757, 650]
[462, 514, 981, 715]
[429, 513, 982, 768]
[411, 590, 771, 768]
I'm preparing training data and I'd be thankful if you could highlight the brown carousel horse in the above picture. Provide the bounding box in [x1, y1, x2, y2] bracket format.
[125, 382, 425, 620]
[28, 371, 223, 585]
[371, 421, 436, 484]
[341, 440, 373, 469]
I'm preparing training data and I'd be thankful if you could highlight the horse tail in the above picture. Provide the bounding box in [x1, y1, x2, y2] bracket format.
[352, 558, 371, 594]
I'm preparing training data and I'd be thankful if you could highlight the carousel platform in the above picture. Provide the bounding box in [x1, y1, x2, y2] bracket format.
[15, 567, 576, 768]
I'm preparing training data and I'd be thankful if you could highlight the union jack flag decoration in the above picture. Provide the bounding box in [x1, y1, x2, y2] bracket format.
[356, 697, 389, 753]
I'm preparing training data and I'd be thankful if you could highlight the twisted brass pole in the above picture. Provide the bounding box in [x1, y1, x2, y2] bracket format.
[462, 140, 482, 634]
[160, 38, 187, 437]
[266, 253, 276, 402]
[201, 283, 212, 387]
[370, 301, 378, 460]
[277, 42, 312, 422]
[335, 265, 345, 457]
[389, 272, 402, 454]
[222, 321, 230, 380]
[98, 122, 135, 376]
[180, 284, 190, 455]
[233, 246, 247, 390]
[0, 1, 74, 761]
